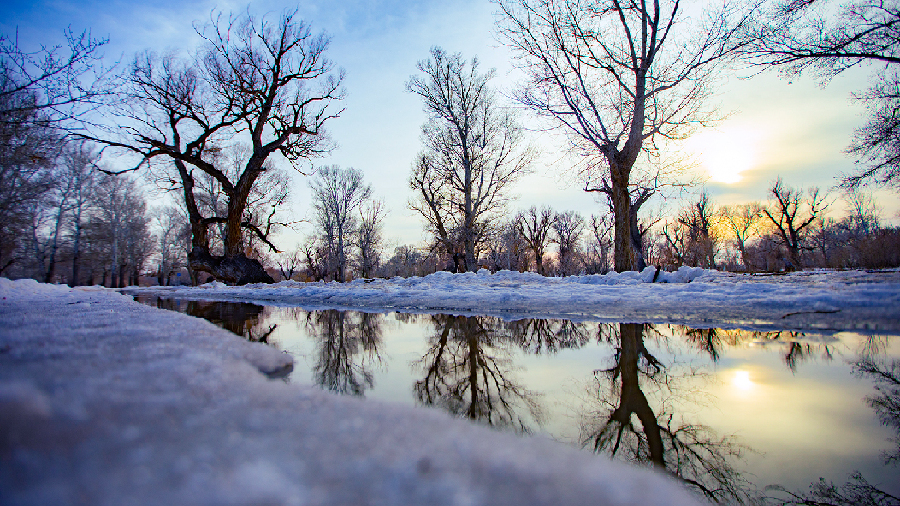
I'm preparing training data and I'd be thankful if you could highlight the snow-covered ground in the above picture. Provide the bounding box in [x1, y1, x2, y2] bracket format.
[124, 267, 900, 332]
[0, 277, 702, 506]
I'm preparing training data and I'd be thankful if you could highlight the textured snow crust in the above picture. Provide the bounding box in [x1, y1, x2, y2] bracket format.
[0, 278, 702, 506]
[125, 267, 900, 332]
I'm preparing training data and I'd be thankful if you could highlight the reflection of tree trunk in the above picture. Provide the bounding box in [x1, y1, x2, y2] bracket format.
[467, 317, 479, 420]
[414, 315, 542, 431]
[616, 323, 665, 467]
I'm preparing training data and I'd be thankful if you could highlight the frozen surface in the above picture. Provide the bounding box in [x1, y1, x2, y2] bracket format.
[0, 278, 701, 506]
[125, 267, 900, 332]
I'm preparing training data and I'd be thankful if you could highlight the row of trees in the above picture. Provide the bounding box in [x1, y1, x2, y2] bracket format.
[1, 140, 157, 286]
[301, 176, 893, 281]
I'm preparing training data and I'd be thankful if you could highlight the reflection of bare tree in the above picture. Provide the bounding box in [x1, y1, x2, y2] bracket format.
[413, 315, 543, 432]
[671, 325, 836, 372]
[582, 323, 750, 504]
[306, 310, 382, 396]
[855, 357, 900, 465]
[506, 318, 590, 354]
[764, 471, 900, 506]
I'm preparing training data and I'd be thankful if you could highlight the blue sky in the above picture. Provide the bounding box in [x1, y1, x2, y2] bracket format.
[3, 0, 892, 249]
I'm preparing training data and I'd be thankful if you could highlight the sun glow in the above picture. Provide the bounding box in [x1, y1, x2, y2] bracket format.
[686, 127, 762, 184]
[732, 370, 755, 392]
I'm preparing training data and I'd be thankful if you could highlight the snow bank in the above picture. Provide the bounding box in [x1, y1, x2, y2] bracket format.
[0, 280, 703, 505]
[125, 268, 900, 332]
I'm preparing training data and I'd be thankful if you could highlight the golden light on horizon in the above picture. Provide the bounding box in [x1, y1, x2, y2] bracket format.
[686, 127, 761, 184]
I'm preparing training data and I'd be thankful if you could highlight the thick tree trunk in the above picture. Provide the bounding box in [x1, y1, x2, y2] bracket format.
[188, 247, 274, 285]
[611, 169, 634, 272]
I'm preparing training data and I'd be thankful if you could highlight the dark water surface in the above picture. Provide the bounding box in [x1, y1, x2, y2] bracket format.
[133, 295, 900, 504]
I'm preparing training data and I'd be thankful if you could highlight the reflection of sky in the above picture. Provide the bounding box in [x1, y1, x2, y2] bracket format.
[235, 308, 900, 496]
[702, 346, 894, 494]
[3, 0, 893, 249]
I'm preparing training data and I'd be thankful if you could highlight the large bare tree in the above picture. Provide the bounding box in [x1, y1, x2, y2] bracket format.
[496, 0, 749, 271]
[81, 9, 344, 284]
[763, 178, 829, 270]
[515, 205, 554, 274]
[407, 47, 532, 273]
[310, 165, 372, 283]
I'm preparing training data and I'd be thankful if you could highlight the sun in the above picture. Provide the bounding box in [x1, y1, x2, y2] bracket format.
[685, 127, 762, 184]
[732, 370, 754, 392]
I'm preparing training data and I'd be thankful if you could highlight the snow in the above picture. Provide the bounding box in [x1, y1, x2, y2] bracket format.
[0, 277, 703, 506]
[125, 268, 900, 332]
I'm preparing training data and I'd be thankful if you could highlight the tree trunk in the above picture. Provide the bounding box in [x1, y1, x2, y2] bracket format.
[611, 169, 634, 272]
[70, 215, 82, 286]
[188, 248, 274, 285]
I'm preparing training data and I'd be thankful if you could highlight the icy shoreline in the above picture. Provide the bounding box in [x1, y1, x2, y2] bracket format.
[124, 267, 900, 332]
[0, 278, 701, 505]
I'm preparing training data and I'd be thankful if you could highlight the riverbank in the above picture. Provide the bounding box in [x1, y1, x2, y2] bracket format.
[125, 267, 900, 332]
[0, 278, 700, 506]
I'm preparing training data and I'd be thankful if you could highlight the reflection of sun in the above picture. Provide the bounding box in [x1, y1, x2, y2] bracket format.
[686, 128, 761, 184]
[732, 370, 754, 392]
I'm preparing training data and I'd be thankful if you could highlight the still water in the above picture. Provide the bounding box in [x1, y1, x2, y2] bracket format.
[135, 296, 900, 504]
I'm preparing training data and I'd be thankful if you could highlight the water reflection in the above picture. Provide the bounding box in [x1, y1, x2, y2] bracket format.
[855, 354, 900, 465]
[305, 310, 383, 396]
[507, 318, 591, 354]
[138, 296, 277, 342]
[128, 296, 900, 502]
[582, 323, 750, 503]
[414, 315, 543, 432]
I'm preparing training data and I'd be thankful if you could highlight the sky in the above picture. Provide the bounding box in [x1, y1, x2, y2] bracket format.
[2, 0, 895, 251]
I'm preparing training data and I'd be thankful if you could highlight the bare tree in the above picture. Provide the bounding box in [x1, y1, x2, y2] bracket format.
[354, 198, 385, 279]
[0, 93, 60, 275]
[80, 9, 344, 284]
[515, 205, 554, 274]
[310, 165, 372, 282]
[153, 205, 188, 286]
[407, 47, 532, 272]
[674, 192, 718, 268]
[719, 202, 764, 271]
[763, 178, 829, 270]
[485, 218, 530, 272]
[91, 173, 152, 287]
[585, 213, 614, 274]
[745, 0, 900, 190]
[552, 210, 585, 276]
[274, 247, 304, 281]
[0, 29, 109, 121]
[0, 27, 109, 277]
[62, 142, 98, 285]
[497, 0, 749, 271]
